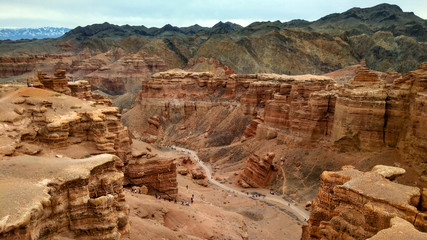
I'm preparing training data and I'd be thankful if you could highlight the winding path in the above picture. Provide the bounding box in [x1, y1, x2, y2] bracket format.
[171, 146, 310, 221]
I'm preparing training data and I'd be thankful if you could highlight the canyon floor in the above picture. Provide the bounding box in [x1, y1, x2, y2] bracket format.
[126, 142, 305, 240]
[127, 171, 303, 240]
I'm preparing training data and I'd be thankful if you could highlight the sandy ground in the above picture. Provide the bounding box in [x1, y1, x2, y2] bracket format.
[127, 172, 302, 240]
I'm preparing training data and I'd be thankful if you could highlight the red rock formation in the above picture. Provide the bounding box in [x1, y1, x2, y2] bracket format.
[332, 62, 427, 174]
[0, 56, 37, 78]
[126, 63, 427, 194]
[302, 165, 426, 240]
[37, 69, 71, 94]
[0, 87, 132, 169]
[243, 117, 263, 138]
[367, 217, 427, 240]
[332, 66, 387, 151]
[186, 57, 235, 77]
[239, 152, 278, 188]
[126, 152, 178, 198]
[242, 74, 336, 141]
[68, 80, 93, 100]
[85, 51, 168, 95]
[0, 154, 129, 239]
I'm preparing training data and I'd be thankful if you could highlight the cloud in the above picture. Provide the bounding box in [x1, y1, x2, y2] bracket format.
[0, 0, 425, 28]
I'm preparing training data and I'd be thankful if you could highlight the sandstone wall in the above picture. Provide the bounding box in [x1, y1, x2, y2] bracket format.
[302, 165, 426, 240]
[0, 56, 36, 78]
[0, 154, 129, 240]
[331, 62, 427, 175]
[126, 157, 178, 198]
[85, 52, 168, 95]
[0, 87, 132, 169]
[239, 152, 278, 188]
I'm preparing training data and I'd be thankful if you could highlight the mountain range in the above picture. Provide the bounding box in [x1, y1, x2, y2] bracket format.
[0, 27, 70, 40]
[0, 3, 426, 75]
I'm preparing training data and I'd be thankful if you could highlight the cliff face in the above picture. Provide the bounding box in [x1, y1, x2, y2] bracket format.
[126, 141, 178, 198]
[0, 154, 129, 239]
[83, 52, 168, 95]
[0, 87, 132, 168]
[241, 74, 336, 141]
[239, 152, 278, 188]
[332, 62, 427, 173]
[301, 165, 426, 240]
[124, 62, 427, 197]
[0, 56, 37, 78]
[331, 65, 387, 151]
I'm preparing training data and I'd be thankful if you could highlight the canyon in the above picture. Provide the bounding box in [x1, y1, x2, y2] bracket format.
[0, 58, 426, 240]
[121, 61, 427, 239]
[0, 3, 426, 240]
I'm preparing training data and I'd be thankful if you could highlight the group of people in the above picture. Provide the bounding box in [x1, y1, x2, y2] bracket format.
[26, 79, 34, 87]
[245, 191, 266, 199]
[154, 193, 195, 206]
[132, 188, 142, 194]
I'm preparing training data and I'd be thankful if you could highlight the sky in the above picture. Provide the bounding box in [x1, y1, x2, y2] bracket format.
[0, 0, 426, 29]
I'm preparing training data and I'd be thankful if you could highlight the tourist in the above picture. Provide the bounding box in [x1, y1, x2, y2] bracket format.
[186, 201, 189, 206]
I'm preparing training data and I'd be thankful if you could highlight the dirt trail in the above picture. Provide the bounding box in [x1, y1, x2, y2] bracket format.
[171, 146, 310, 221]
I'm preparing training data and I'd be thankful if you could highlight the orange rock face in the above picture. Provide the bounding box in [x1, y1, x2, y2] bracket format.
[126, 155, 178, 198]
[0, 154, 129, 239]
[186, 57, 235, 77]
[0, 87, 132, 170]
[37, 69, 70, 94]
[239, 152, 278, 188]
[84, 52, 168, 95]
[0, 56, 37, 78]
[302, 165, 426, 240]
[332, 63, 427, 173]
[125, 63, 427, 195]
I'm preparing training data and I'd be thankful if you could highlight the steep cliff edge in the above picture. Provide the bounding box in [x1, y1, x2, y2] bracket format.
[301, 165, 426, 240]
[124, 62, 427, 201]
[0, 86, 131, 167]
[0, 154, 129, 239]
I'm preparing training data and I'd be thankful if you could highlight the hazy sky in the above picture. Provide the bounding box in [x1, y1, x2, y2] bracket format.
[0, 0, 426, 28]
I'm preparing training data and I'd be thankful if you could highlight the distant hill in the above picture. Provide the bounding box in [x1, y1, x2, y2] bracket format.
[0, 4, 426, 75]
[61, 4, 426, 42]
[0, 27, 70, 40]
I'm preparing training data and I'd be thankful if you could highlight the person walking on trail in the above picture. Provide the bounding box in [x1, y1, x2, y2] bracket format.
[191, 198, 194, 204]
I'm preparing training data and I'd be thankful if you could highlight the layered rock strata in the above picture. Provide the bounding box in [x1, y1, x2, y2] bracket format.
[239, 152, 278, 188]
[84, 52, 168, 95]
[0, 87, 131, 168]
[0, 154, 130, 239]
[126, 149, 177, 198]
[37, 69, 71, 94]
[367, 217, 427, 240]
[126, 62, 427, 192]
[301, 165, 426, 240]
[68, 80, 93, 100]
